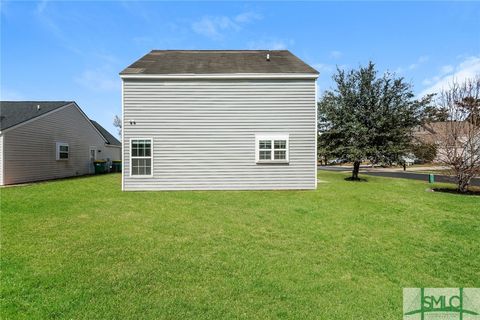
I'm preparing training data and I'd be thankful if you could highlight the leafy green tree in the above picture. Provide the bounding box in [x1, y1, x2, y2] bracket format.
[424, 105, 449, 122]
[457, 96, 480, 124]
[411, 142, 437, 163]
[318, 62, 433, 179]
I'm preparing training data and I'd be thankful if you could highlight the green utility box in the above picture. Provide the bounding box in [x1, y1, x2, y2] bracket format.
[112, 160, 122, 173]
[428, 174, 435, 184]
[94, 160, 108, 174]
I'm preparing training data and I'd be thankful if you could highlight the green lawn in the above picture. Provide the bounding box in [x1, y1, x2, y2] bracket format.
[1, 172, 479, 319]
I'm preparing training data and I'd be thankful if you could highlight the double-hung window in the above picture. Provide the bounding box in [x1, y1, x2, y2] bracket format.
[131, 139, 153, 176]
[56, 142, 69, 160]
[255, 134, 289, 163]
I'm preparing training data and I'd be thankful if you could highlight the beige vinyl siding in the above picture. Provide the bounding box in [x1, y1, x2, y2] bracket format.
[2, 104, 121, 185]
[103, 145, 122, 163]
[123, 79, 317, 190]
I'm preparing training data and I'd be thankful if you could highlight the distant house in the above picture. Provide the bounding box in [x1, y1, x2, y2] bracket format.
[0, 101, 121, 185]
[414, 122, 448, 145]
[120, 50, 319, 190]
[413, 121, 472, 162]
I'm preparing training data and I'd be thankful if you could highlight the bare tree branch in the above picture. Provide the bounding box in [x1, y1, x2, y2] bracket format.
[113, 115, 122, 137]
[435, 75, 480, 192]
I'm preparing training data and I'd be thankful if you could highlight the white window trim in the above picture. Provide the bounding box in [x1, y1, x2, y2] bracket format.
[255, 134, 289, 164]
[129, 138, 153, 178]
[56, 142, 69, 161]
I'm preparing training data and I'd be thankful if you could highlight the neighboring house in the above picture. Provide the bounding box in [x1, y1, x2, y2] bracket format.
[413, 121, 472, 162]
[0, 101, 121, 185]
[120, 50, 319, 191]
[413, 122, 447, 145]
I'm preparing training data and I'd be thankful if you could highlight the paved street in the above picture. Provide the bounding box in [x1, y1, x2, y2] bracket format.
[318, 166, 480, 187]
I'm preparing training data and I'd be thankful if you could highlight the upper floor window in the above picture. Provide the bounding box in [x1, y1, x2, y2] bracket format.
[255, 134, 289, 163]
[56, 142, 69, 160]
[131, 139, 152, 176]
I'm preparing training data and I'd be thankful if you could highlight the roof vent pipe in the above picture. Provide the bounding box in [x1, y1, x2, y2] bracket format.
[266, 53, 270, 61]
[37, 105, 40, 111]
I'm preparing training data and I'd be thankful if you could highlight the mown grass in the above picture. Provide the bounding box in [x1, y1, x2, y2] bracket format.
[1, 172, 479, 319]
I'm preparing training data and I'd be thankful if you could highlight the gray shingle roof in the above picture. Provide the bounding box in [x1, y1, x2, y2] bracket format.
[90, 120, 121, 146]
[0, 101, 121, 146]
[120, 50, 319, 75]
[0, 101, 73, 131]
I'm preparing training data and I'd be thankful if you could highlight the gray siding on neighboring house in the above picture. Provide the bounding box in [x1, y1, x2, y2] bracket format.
[122, 79, 317, 190]
[1, 104, 121, 185]
[103, 145, 122, 164]
[0, 135, 4, 185]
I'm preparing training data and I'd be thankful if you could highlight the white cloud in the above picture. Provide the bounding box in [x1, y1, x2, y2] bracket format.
[408, 55, 429, 70]
[422, 64, 455, 86]
[34, 1, 84, 56]
[440, 64, 454, 74]
[234, 12, 262, 23]
[420, 55, 480, 96]
[418, 55, 429, 62]
[394, 55, 429, 74]
[329, 50, 342, 59]
[192, 12, 261, 40]
[247, 38, 293, 50]
[36, 0, 49, 14]
[119, 1, 151, 23]
[312, 63, 334, 73]
[192, 16, 237, 39]
[75, 69, 119, 92]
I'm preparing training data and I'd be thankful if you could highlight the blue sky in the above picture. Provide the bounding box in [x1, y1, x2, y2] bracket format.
[1, 1, 479, 136]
